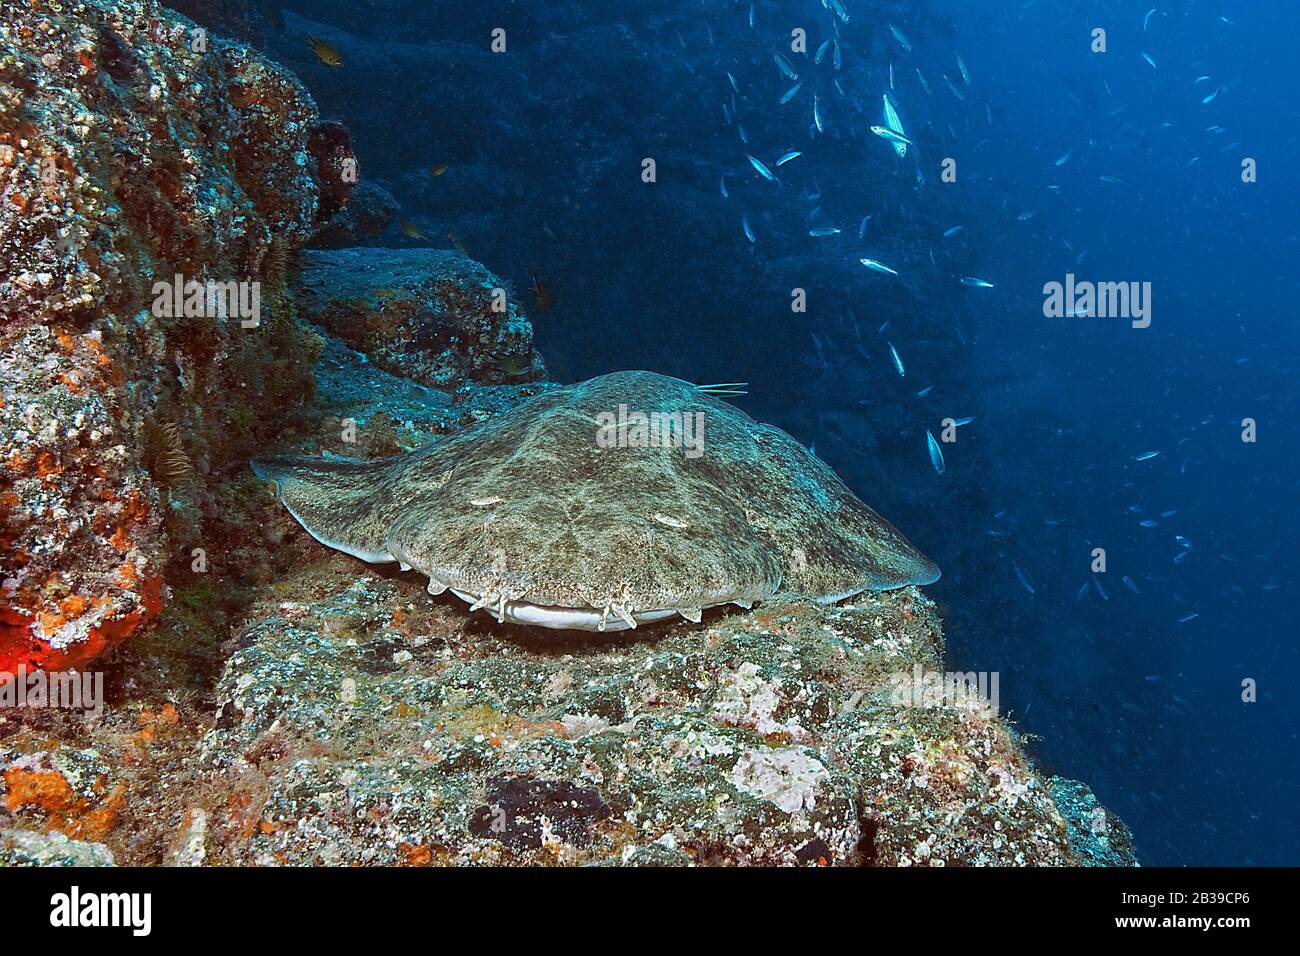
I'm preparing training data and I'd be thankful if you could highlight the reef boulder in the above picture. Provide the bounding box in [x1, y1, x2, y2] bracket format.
[308, 181, 399, 250]
[293, 247, 544, 390]
[0, 0, 333, 672]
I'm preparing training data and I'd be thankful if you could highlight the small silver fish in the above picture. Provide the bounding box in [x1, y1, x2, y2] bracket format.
[926, 431, 945, 475]
[887, 342, 905, 376]
[870, 125, 914, 147]
[961, 277, 995, 288]
[888, 23, 911, 52]
[774, 53, 798, 80]
[956, 52, 971, 85]
[861, 258, 899, 276]
[746, 154, 776, 181]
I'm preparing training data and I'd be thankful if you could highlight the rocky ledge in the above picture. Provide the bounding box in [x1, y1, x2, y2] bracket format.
[188, 566, 1132, 866]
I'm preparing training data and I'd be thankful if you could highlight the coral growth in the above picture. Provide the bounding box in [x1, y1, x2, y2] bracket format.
[0, 0, 328, 671]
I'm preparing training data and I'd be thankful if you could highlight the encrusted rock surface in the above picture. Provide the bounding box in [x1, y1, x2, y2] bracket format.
[1, 825, 115, 866]
[0, 336, 552, 868]
[294, 247, 545, 390]
[181, 559, 1129, 866]
[0, 0, 330, 671]
[1050, 776, 1138, 867]
[309, 181, 398, 250]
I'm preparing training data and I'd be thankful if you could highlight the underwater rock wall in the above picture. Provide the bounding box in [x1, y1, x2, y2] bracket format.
[0, 0, 331, 671]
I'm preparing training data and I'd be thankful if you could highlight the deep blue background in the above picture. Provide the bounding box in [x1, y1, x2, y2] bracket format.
[250, 0, 1299, 864]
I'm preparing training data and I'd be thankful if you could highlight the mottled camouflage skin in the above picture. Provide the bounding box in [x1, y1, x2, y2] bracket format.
[252, 371, 939, 628]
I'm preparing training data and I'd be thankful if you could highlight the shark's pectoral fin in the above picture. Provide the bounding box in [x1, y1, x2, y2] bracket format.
[251, 455, 403, 564]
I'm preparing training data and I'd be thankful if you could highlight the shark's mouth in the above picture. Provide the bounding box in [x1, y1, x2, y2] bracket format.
[446, 588, 686, 632]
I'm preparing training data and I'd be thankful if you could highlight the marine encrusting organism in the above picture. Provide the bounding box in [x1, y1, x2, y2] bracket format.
[145, 418, 196, 487]
[252, 371, 938, 632]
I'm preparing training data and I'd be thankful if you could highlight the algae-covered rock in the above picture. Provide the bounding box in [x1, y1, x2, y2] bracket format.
[0, 747, 126, 853]
[191, 556, 1117, 866]
[0, 0, 331, 671]
[0, 826, 115, 867]
[1050, 776, 1139, 867]
[293, 248, 545, 390]
[309, 182, 399, 250]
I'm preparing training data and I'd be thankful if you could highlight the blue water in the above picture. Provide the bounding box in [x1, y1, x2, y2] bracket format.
[262, 0, 1299, 864]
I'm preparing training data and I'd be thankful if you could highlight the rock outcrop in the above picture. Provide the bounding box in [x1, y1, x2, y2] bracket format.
[0, 0, 335, 671]
[309, 181, 398, 250]
[189, 562, 1131, 866]
[294, 248, 544, 390]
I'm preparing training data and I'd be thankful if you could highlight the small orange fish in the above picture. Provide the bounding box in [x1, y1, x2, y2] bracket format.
[306, 34, 343, 67]
[429, 164, 450, 177]
[530, 272, 552, 312]
[399, 220, 430, 241]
